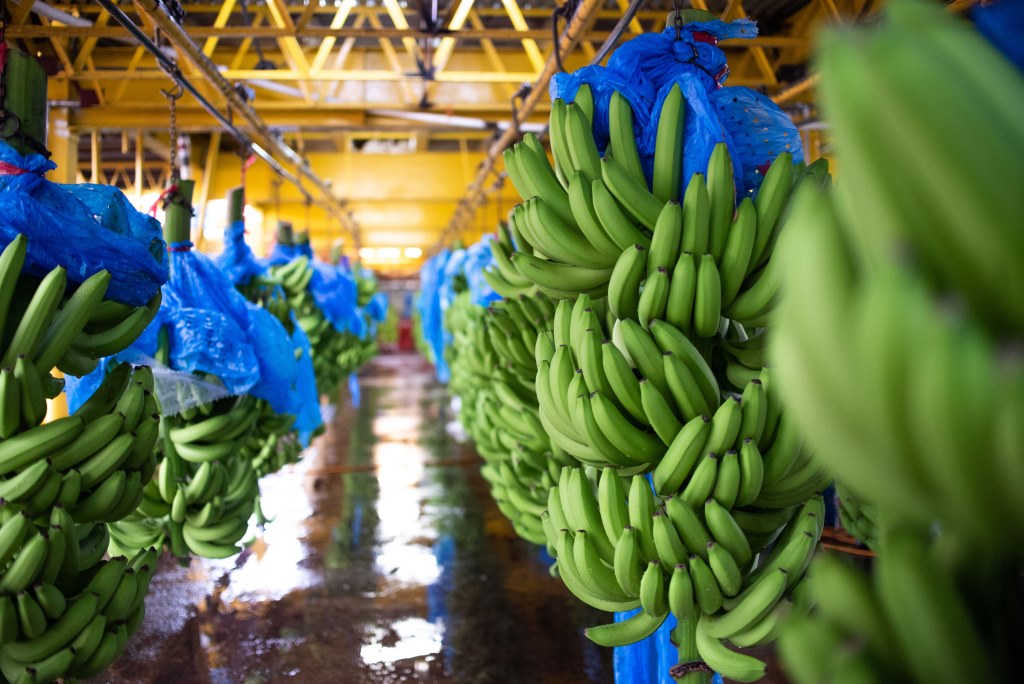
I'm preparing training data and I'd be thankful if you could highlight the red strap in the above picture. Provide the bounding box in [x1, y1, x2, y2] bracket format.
[148, 183, 179, 216]
[0, 42, 7, 72]
[0, 160, 28, 176]
[692, 31, 718, 46]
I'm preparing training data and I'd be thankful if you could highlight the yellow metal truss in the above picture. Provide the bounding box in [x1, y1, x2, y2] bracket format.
[3, 0, 975, 274]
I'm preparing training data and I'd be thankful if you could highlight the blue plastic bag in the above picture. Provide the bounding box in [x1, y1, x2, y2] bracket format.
[119, 243, 260, 395]
[0, 141, 168, 305]
[549, 20, 802, 200]
[215, 219, 266, 286]
[464, 237, 502, 308]
[290, 319, 323, 445]
[417, 250, 452, 381]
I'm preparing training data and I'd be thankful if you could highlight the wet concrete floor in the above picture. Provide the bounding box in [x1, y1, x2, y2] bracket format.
[95, 354, 613, 684]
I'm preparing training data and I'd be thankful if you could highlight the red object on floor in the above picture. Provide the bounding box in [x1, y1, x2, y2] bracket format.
[397, 319, 414, 352]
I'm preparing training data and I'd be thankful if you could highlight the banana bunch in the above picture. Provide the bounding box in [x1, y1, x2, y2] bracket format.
[834, 482, 878, 550]
[445, 290, 571, 545]
[0, 361, 159, 528]
[354, 267, 379, 308]
[109, 393, 260, 560]
[240, 400, 299, 478]
[0, 234, 161, 397]
[779, 529, 1018, 684]
[270, 256, 341, 393]
[479, 221, 538, 299]
[542, 464, 824, 682]
[493, 83, 825, 332]
[534, 293, 829, 493]
[769, 2, 1024, 681]
[772, 175, 1023, 548]
[0, 540, 159, 683]
[270, 256, 376, 398]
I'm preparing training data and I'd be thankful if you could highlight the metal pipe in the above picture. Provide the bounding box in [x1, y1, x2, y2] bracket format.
[30, 1, 93, 28]
[94, 0, 361, 247]
[591, 0, 646, 66]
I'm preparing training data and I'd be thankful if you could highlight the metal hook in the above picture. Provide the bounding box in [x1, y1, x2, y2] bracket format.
[160, 82, 184, 102]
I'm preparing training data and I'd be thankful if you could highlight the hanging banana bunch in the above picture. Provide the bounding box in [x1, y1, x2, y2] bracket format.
[480, 67, 832, 682]
[0, 231, 164, 683]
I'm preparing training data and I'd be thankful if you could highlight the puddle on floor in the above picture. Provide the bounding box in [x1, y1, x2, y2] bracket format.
[94, 354, 613, 684]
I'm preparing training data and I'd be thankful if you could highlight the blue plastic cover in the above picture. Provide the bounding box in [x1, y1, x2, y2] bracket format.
[311, 259, 360, 333]
[464, 237, 502, 308]
[0, 141, 168, 305]
[215, 219, 266, 286]
[246, 302, 300, 414]
[972, 0, 1024, 72]
[612, 611, 724, 684]
[348, 372, 361, 409]
[290, 319, 323, 445]
[417, 250, 452, 382]
[549, 20, 802, 199]
[130, 244, 260, 395]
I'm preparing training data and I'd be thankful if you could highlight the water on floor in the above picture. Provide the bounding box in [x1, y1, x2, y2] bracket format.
[94, 354, 613, 684]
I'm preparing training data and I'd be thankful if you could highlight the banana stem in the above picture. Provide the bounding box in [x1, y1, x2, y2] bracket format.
[674, 615, 712, 684]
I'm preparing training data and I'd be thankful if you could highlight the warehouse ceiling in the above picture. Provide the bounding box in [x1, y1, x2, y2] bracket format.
[3, 0, 890, 272]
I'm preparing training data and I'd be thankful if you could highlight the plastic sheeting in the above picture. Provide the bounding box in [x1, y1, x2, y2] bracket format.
[213, 219, 323, 439]
[550, 20, 802, 198]
[417, 250, 453, 382]
[290, 319, 323, 445]
[65, 353, 234, 416]
[613, 611, 724, 684]
[417, 237, 501, 382]
[270, 242, 363, 335]
[972, 0, 1024, 72]
[216, 219, 266, 286]
[0, 141, 168, 306]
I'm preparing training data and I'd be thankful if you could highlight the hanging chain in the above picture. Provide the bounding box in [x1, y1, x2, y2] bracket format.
[674, 0, 685, 41]
[161, 81, 183, 181]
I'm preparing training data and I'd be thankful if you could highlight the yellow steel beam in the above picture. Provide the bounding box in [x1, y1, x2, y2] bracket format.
[433, 0, 476, 73]
[465, 8, 517, 99]
[91, 131, 101, 184]
[383, 0, 428, 72]
[195, 131, 222, 248]
[264, 0, 314, 103]
[325, 14, 368, 101]
[366, 10, 417, 103]
[135, 131, 144, 201]
[71, 7, 111, 72]
[229, 12, 265, 70]
[500, 0, 546, 72]
[311, 0, 357, 73]
[202, 0, 237, 58]
[66, 68, 541, 83]
[617, 0, 645, 34]
[296, 0, 320, 30]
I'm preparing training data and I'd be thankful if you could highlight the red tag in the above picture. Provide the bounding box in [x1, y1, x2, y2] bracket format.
[692, 31, 718, 46]
[0, 160, 28, 176]
[148, 183, 179, 216]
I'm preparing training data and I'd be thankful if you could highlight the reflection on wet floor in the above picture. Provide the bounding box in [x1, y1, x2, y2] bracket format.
[95, 354, 613, 683]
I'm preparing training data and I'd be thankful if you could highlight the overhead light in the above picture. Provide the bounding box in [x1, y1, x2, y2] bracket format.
[377, 247, 401, 259]
[403, 247, 422, 259]
[359, 247, 376, 259]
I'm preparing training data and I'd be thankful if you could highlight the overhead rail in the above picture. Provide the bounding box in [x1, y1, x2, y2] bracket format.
[93, 0, 362, 249]
[432, 0, 643, 253]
